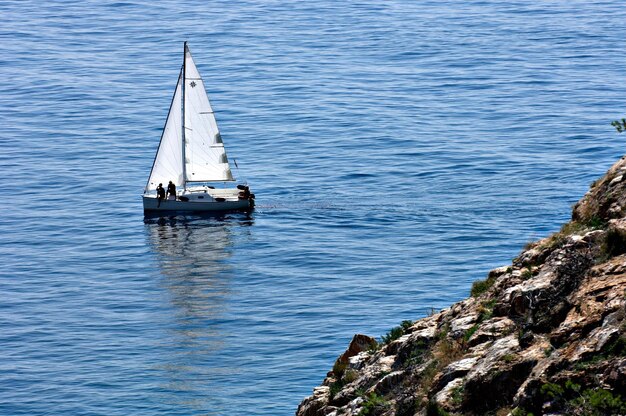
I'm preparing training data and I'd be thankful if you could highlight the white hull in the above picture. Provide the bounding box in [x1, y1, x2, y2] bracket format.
[143, 195, 252, 213]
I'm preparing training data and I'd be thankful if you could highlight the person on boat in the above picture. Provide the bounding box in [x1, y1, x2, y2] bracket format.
[167, 181, 177, 200]
[156, 183, 166, 207]
[238, 185, 251, 200]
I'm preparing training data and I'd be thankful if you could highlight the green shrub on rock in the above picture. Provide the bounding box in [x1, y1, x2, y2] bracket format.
[510, 407, 534, 416]
[604, 227, 626, 257]
[425, 400, 450, 416]
[470, 274, 495, 297]
[569, 388, 626, 415]
[358, 393, 389, 416]
[381, 326, 404, 344]
[381, 320, 413, 344]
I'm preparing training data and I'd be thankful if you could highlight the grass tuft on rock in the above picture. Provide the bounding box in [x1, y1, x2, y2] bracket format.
[463, 324, 479, 342]
[569, 388, 626, 415]
[604, 227, 626, 257]
[329, 379, 344, 399]
[358, 392, 389, 416]
[332, 360, 347, 378]
[425, 400, 450, 416]
[533, 217, 607, 253]
[537, 380, 626, 415]
[470, 274, 496, 297]
[381, 320, 414, 344]
[510, 408, 534, 416]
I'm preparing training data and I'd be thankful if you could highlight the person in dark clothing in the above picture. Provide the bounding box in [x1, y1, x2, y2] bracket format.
[156, 183, 165, 207]
[167, 181, 177, 200]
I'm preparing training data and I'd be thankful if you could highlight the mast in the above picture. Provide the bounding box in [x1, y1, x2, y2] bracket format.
[181, 41, 188, 192]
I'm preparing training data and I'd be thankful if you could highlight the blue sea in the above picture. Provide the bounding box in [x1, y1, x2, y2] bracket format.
[1, 1, 624, 414]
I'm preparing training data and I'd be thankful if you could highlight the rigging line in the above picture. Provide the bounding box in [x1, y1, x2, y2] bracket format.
[233, 158, 247, 185]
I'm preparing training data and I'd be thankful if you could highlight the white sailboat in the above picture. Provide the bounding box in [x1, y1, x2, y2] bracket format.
[143, 42, 254, 213]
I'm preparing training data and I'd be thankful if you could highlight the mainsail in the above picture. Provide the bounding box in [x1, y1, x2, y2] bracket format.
[145, 43, 233, 194]
[183, 45, 234, 182]
[145, 72, 183, 192]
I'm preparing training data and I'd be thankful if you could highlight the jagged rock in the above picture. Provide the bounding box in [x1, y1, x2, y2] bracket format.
[605, 357, 626, 392]
[433, 378, 464, 410]
[489, 265, 512, 278]
[449, 298, 476, 318]
[610, 175, 623, 186]
[297, 385, 331, 416]
[372, 370, 406, 395]
[331, 354, 398, 407]
[411, 324, 437, 341]
[573, 156, 626, 221]
[432, 356, 478, 391]
[297, 155, 626, 416]
[347, 352, 366, 369]
[467, 316, 516, 347]
[337, 334, 377, 365]
[550, 260, 626, 347]
[393, 322, 438, 367]
[582, 229, 605, 243]
[496, 244, 593, 332]
[466, 335, 519, 378]
[462, 336, 536, 413]
[514, 242, 554, 269]
[449, 314, 479, 338]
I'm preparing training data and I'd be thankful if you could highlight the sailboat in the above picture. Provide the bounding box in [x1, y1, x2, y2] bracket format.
[143, 42, 254, 213]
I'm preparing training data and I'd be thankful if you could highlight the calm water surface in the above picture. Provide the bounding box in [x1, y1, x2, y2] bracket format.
[1, 1, 625, 414]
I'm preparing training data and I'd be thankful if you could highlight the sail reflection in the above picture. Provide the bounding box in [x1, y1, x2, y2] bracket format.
[144, 213, 253, 413]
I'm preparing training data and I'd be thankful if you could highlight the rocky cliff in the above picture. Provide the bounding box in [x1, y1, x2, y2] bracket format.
[297, 157, 626, 416]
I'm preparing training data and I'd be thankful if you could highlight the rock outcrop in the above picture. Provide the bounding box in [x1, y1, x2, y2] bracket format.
[297, 156, 626, 416]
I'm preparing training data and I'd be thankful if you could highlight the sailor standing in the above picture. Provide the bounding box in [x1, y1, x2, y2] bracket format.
[167, 181, 177, 200]
[156, 183, 166, 207]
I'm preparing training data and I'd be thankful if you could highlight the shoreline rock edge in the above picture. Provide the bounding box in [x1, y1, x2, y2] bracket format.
[296, 156, 626, 416]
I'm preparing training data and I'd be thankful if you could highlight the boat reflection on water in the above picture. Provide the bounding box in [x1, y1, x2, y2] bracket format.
[144, 212, 253, 412]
